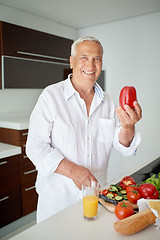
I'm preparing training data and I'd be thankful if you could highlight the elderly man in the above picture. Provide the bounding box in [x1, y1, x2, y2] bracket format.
[26, 36, 142, 223]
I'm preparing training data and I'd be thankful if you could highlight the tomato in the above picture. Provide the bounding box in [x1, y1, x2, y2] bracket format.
[127, 190, 141, 204]
[119, 86, 137, 110]
[138, 183, 159, 199]
[114, 201, 134, 220]
[126, 185, 138, 194]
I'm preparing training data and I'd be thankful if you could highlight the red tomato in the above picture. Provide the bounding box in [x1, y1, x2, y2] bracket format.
[127, 190, 141, 204]
[114, 201, 134, 220]
[138, 183, 159, 199]
[126, 185, 138, 194]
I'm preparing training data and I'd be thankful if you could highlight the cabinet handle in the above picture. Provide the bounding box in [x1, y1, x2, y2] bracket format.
[23, 155, 28, 159]
[23, 144, 26, 148]
[24, 169, 37, 175]
[25, 186, 35, 192]
[17, 51, 69, 62]
[0, 161, 7, 166]
[22, 132, 28, 136]
[0, 196, 9, 202]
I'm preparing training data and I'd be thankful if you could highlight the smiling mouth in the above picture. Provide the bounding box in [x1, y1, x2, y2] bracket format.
[83, 71, 95, 75]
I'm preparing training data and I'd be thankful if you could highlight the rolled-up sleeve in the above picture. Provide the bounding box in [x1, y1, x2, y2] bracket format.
[113, 125, 141, 156]
[26, 92, 64, 177]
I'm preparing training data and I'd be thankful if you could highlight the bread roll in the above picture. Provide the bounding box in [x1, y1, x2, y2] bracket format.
[114, 208, 156, 235]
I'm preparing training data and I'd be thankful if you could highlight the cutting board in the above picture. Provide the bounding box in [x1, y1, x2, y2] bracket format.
[98, 198, 138, 212]
[98, 198, 115, 212]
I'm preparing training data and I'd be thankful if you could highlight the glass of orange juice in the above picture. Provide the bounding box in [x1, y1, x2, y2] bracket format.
[82, 181, 100, 220]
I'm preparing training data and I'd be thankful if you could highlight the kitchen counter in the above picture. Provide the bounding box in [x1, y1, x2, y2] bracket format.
[0, 142, 21, 159]
[9, 187, 159, 240]
[0, 115, 29, 130]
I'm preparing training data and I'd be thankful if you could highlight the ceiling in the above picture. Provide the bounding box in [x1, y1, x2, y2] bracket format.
[0, 0, 160, 29]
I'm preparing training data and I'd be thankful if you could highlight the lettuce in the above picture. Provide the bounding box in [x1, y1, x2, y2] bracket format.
[143, 173, 160, 192]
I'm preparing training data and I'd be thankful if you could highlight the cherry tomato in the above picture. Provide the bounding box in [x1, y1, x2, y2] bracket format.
[127, 190, 141, 204]
[126, 185, 138, 194]
[114, 201, 134, 220]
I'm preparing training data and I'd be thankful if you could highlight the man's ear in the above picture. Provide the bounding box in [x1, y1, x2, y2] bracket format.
[70, 56, 73, 69]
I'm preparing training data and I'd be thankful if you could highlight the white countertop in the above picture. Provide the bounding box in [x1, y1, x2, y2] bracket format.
[0, 142, 21, 159]
[0, 114, 29, 130]
[9, 193, 160, 240]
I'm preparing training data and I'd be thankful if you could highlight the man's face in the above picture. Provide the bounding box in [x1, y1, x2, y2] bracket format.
[70, 41, 103, 87]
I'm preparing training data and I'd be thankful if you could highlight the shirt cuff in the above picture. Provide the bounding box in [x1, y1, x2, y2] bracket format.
[113, 127, 141, 156]
[46, 148, 65, 175]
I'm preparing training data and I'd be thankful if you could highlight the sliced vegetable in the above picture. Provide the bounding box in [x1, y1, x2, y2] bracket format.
[109, 185, 119, 192]
[123, 195, 128, 200]
[107, 193, 114, 199]
[102, 189, 108, 196]
[115, 195, 123, 202]
[120, 190, 127, 195]
[119, 176, 136, 189]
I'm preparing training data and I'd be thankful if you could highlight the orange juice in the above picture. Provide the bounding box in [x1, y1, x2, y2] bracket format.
[83, 195, 98, 218]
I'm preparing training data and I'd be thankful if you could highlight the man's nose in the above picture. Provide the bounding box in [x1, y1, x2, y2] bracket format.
[86, 59, 95, 69]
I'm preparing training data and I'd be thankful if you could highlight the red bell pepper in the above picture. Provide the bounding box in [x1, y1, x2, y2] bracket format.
[119, 86, 137, 110]
[138, 183, 159, 199]
[119, 176, 136, 189]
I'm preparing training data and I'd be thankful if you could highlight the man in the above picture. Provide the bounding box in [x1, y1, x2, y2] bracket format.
[26, 36, 142, 223]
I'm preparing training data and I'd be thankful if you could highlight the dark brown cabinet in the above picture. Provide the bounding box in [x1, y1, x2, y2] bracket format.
[0, 21, 73, 89]
[0, 127, 38, 226]
[0, 155, 22, 228]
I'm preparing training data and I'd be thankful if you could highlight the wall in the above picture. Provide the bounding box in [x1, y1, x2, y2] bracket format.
[0, 4, 160, 183]
[0, 4, 77, 116]
[77, 12, 160, 183]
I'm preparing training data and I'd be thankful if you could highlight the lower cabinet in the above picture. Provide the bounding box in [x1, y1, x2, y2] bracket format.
[0, 155, 22, 228]
[0, 188, 22, 228]
[0, 127, 38, 227]
[20, 156, 38, 216]
[0, 147, 38, 227]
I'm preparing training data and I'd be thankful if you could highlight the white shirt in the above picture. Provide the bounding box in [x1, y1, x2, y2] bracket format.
[26, 74, 141, 223]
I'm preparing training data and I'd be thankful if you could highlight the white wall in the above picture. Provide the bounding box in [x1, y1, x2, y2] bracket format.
[0, 4, 77, 116]
[77, 12, 160, 182]
[0, 5, 160, 183]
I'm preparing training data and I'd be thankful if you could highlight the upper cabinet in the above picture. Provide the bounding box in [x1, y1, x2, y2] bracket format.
[0, 21, 73, 89]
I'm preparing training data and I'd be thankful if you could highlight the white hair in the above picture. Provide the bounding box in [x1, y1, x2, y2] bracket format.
[71, 36, 103, 57]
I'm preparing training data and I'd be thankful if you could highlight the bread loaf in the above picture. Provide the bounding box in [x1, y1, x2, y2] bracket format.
[114, 208, 156, 235]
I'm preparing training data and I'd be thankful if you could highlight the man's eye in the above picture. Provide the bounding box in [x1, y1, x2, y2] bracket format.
[95, 57, 101, 61]
[81, 57, 87, 60]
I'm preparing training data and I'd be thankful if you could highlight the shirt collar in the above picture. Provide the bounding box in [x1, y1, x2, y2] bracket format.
[64, 74, 104, 101]
[94, 82, 104, 100]
[64, 74, 76, 101]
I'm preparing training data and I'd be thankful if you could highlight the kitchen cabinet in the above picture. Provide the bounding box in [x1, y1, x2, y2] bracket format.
[0, 21, 73, 89]
[0, 127, 38, 217]
[0, 155, 22, 228]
